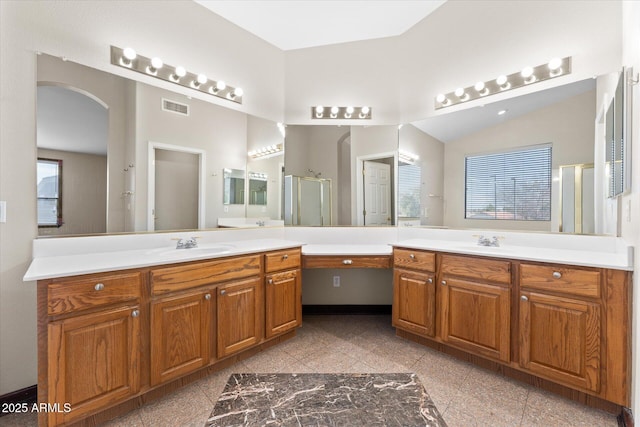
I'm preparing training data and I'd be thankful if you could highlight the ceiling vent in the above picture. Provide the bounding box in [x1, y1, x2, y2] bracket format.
[162, 98, 189, 116]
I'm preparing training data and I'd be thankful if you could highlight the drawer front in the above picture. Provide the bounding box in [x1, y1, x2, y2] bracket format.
[441, 254, 511, 285]
[303, 255, 391, 269]
[48, 272, 142, 315]
[393, 248, 436, 272]
[520, 264, 601, 298]
[265, 248, 301, 273]
[151, 254, 261, 295]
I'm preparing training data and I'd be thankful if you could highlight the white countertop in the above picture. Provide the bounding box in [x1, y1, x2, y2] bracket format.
[394, 238, 634, 271]
[24, 238, 303, 281]
[302, 244, 393, 256]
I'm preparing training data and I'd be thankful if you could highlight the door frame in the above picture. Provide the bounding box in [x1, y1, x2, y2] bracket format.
[147, 141, 206, 231]
[355, 151, 398, 226]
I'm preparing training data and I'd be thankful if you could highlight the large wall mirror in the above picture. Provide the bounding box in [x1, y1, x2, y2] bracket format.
[284, 125, 398, 226]
[36, 53, 284, 236]
[400, 76, 618, 235]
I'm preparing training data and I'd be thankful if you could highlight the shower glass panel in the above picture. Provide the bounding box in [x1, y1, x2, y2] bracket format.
[284, 175, 332, 226]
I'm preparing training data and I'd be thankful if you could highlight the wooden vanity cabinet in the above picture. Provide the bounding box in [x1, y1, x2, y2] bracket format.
[217, 276, 263, 358]
[264, 248, 302, 339]
[392, 249, 437, 338]
[150, 288, 213, 386]
[40, 271, 143, 426]
[519, 263, 602, 393]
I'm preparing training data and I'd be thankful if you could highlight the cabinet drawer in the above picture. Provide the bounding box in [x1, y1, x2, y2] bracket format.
[520, 264, 601, 298]
[265, 248, 301, 273]
[393, 248, 436, 272]
[441, 254, 511, 285]
[303, 255, 391, 269]
[48, 272, 142, 315]
[151, 255, 261, 295]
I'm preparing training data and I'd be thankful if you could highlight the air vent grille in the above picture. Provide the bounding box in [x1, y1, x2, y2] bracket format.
[162, 98, 189, 116]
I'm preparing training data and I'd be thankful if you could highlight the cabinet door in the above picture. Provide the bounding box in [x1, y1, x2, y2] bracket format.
[265, 269, 302, 339]
[48, 305, 140, 426]
[392, 269, 436, 337]
[150, 290, 213, 386]
[217, 277, 263, 358]
[440, 277, 510, 362]
[519, 291, 600, 392]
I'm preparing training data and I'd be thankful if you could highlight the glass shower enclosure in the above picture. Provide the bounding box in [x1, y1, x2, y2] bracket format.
[284, 175, 332, 226]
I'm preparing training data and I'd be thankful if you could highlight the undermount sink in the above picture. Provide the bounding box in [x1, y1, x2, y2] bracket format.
[147, 244, 234, 257]
[452, 244, 510, 253]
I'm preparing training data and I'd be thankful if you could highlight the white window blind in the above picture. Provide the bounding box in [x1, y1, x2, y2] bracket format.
[398, 164, 421, 218]
[465, 145, 551, 221]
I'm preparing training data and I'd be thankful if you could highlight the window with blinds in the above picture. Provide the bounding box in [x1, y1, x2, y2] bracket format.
[465, 145, 551, 221]
[398, 163, 421, 218]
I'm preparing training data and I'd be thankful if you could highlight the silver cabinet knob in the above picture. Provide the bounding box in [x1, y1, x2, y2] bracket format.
[409, 254, 415, 259]
[521, 295, 529, 301]
[94, 283, 105, 291]
[268, 279, 273, 284]
[220, 290, 226, 295]
[131, 309, 140, 318]
[427, 278, 433, 284]
[204, 293, 211, 300]
[441, 280, 446, 286]
[282, 254, 289, 260]
[552, 271, 562, 279]
[343, 259, 353, 265]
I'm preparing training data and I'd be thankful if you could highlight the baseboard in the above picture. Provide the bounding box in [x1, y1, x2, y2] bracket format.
[302, 304, 392, 315]
[0, 385, 37, 417]
[619, 407, 633, 427]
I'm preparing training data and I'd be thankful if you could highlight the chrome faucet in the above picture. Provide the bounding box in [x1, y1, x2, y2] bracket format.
[256, 220, 266, 227]
[477, 235, 500, 247]
[176, 237, 199, 249]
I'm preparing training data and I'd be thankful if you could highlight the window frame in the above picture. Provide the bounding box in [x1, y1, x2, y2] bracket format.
[464, 144, 552, 222]
[37, 157, 63, 227]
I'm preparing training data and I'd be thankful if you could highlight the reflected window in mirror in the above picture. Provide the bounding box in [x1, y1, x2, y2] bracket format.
[398, 163, 421, 219]
[465, 145, 552, 221]
[249, 172, 268, 205]
[223, 168, 245, 205]
[37, 158, 63, 227]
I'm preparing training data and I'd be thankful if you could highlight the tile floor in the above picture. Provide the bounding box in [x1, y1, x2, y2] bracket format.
[0, 315, 619, 427]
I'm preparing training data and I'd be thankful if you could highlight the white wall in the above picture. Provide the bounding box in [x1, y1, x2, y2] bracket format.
[443, 90, 596, 231]
[620, 0, 640, 416]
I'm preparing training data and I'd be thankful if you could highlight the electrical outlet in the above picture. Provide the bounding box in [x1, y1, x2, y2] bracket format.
[333, 276, 340, 287]
[224, 206, 229, 213]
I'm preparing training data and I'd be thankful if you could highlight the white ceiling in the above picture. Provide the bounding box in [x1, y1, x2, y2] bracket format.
[411, 78, 597, 143]
[194, 0, 447, 50]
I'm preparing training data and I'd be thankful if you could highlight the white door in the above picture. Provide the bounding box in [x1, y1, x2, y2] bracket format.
[363, 160, 391, 226]
[154, 149, 199, 231]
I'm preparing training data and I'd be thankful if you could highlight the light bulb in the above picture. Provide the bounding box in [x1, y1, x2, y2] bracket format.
[496, 75, 508, 86]
[474, 81, 485, 92]
[216, 81, 226, 90]
[436, 94, 446, 103]
[123, 47, 137, 61]
[521, 66, 534, 78]
[197, 74, 207, 84]
[455, 87, 465, 97]
[150, 57, 163, 69]
[175, 66, 186, 77]
[346, 106, 354, 114]
[331, 106, 339, 115]
[315, 106, 324, 114]
[548, 58, 562, 71]
[233, 87, 243, 97]
[361, 106, 370, 114]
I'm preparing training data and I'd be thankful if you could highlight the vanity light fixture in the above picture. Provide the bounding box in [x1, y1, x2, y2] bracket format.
[111, 46, 243, 104]
[398, 149, 419, 165]
[249, 172, 268, 180]
[435, 56, 572, 110]
[248, 143, 284, 160]
[311, 105, 371, 120]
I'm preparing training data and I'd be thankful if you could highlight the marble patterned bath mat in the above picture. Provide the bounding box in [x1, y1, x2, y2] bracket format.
[206, 373, 447, 426]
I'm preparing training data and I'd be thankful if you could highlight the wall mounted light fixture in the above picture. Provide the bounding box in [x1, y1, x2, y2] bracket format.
[248, 143, 283, 160]
[435, 57, 571, 110]
[312, 106, 371, 120]
[398, 149, 419, 165]
[110, 46, 243, 104]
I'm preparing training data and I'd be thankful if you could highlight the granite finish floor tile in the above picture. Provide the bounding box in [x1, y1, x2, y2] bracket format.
[2, 314, 621, 426]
